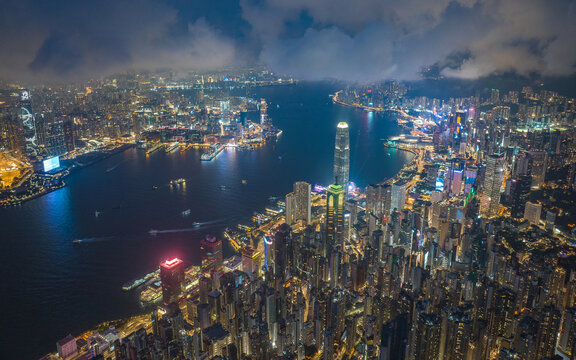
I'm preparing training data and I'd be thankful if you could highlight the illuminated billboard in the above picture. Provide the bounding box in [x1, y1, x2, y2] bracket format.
[435, 177, 445, 192]
[43, 156, 60, 172]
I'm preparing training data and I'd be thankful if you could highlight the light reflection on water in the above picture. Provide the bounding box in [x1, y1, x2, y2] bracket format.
[0, 82, 412, 359]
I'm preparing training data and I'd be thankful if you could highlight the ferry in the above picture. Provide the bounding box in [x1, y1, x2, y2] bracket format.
[170, 178, 186, 186]
[123, 270, 159, 291]
[122, 278, 145, 291]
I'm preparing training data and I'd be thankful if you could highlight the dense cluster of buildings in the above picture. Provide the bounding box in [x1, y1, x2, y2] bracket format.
[0, 69, 285, 204]
[40, 81, 576, 360]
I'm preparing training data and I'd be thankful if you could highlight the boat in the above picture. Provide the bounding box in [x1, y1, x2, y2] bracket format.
[193, 222, 201, 228]
[148, 229, 158, 236]
[72, 239, 82, 245]
[95, 211, 101, 217]
[170, 178, 186, 186]
[241, 179, 247, 184]
[122, 278, 145, 291]
[182, 209, 191, 216]
[220, 185, 227, 190]
[152, 185, 159, 190]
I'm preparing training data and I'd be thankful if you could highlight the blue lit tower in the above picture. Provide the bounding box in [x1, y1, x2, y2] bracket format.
[334, 122, 350, 191]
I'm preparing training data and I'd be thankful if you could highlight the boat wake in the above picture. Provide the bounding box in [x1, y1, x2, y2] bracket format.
[73, 236, 115, 244]
[148, 219, 226, 235]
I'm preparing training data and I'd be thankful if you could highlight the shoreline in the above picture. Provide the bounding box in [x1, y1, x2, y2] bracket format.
[0, 143, 135, 208]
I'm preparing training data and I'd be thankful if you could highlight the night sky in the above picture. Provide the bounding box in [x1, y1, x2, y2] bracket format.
[1, 0, 575, 82]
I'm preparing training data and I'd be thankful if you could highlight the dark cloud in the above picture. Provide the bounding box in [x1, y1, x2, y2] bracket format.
[0, 0, 237, 81]
[0, 0, 574, 82]
[247, 0, 576, 81]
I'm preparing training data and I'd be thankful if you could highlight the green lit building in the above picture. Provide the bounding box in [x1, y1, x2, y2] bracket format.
[326, 184, 345, 247]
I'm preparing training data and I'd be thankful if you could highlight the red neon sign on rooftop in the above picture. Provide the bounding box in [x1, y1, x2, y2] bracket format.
[162, 258, 183, 268]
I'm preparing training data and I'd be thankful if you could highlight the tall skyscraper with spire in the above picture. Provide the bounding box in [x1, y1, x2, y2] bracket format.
[334, 122, 350, 190]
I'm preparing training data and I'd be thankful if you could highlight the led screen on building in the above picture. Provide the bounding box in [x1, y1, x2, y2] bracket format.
[43, 156, 60, 172]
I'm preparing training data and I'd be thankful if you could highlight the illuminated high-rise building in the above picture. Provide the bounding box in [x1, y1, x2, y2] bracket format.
[0, 99, 26, 157]
[260, 99, 269, 127]
[413, 313, 441, 360]
[391, 181, 407, 213]
[63, 116, 75, 152]
[509, 175, 531, 218]
[40, 115, 66, 157]
[326, 184, 345, 247]
[160, 258, 185, 305]
[286, 182, 311, 226]
[523, 201, 541, 225]
[132, 112, 141, 140]
[366, 183, 391, 218]
[535, 305, 561, 359]
[293, 181, 311, 224]
[19, 89, 38, 158]
[481, 154, 504, 217]
[201, 235, 223, 276]
[333, 122, 350, 190]
[285, 192, 295, 225]
[527, 151, 547, 188]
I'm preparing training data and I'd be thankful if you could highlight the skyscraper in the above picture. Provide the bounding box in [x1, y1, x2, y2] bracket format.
[391, 181, 407, 213]
[160, 258, 185, 305]
[0, 99, 26, 157]
[524, 201, 542, 225]
[260, 99, 269, 127]
[132, 112, 141, 140]
[293, 181, 311, 224]
[19, 89, 38, 158]
[63, 116, 75, 152]
[481, 154, 504, 217]
[285, 192, 295, 225]
[366, 183, 391, 218]
[326, 184, 345, 247]
[201, 235, 223, 276]
[334, 122, 350, 190]
[509, 175, 531, 218]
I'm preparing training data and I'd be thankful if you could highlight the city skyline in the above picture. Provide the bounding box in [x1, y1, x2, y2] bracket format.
[1, 1, 576, 358]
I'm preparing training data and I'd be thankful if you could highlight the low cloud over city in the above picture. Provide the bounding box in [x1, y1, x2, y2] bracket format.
[1, 0, 575, 82]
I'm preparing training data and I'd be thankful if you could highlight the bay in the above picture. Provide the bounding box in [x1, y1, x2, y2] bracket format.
[0, 82, 412, 359]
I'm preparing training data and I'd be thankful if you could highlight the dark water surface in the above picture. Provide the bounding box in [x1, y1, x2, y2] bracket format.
[0, 82, 412, 359]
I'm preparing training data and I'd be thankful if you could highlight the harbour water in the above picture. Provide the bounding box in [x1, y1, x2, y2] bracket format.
[0, 82, 413, 359]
